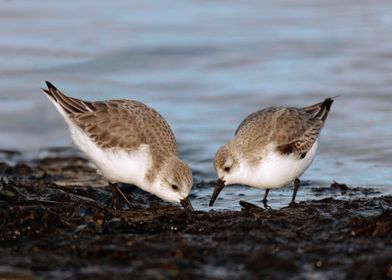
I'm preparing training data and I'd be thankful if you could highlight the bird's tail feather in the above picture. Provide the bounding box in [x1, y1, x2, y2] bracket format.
[42, 81, 93, 115]
[302, 96, 337, 122]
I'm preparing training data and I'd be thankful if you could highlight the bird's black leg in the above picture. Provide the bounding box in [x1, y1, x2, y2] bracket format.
[290, 178, 300, 206]
[109, 183, 132, 209]
[262, 189, 270, 208]
[108, 184, 120, 210]
[240, 189, 271, 210]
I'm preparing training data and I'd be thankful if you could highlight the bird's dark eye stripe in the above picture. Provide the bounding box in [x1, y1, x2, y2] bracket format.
[224, 167, 230, 171]
[172, 185, 179, 190]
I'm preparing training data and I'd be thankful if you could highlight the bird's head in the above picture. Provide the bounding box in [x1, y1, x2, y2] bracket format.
[156, 156, 193, 210]
[210, 144, 240, 206]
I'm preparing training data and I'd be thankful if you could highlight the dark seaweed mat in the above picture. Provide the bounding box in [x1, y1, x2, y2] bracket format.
[0, 157, 392, 280]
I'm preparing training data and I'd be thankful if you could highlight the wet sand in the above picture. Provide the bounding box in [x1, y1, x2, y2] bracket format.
[1, 153, 391, 279]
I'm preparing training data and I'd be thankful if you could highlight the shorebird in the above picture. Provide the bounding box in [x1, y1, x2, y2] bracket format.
[209, 98, 335, 207]
[42, 81, 193, 210]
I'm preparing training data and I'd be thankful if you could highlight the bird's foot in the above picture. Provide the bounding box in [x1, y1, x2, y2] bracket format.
[108, 184, 132, 210]
[108, 193, 122, 210]
[262, 200, 272, 210]
[240, 200, 265, 210]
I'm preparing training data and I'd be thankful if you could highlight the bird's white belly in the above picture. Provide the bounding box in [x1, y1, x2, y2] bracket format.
[68, 123, 152, 187]
[240, 141, 318, 189]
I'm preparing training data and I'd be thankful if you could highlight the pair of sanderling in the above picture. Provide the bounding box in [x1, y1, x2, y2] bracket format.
[42, 82, 334, 210]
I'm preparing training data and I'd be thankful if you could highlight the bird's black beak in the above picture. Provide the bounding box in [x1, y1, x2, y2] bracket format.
[209, 178, 225, 206]
[180, 197, 194, 211]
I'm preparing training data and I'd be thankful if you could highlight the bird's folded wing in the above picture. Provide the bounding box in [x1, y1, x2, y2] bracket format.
[235, 107, 279, 136]
[235, 98, 333, 160]
[275, 97, 334, 158]
[43, 82, 177, 153]
[275, 119, 323, 159]
[72, 104, 147, 150]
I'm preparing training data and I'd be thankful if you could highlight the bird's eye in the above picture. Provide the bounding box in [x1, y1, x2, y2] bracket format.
[171, 185, 179, 191]
[224, 166, 231, 172]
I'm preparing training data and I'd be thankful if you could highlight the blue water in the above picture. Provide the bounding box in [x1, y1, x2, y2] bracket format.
[1, 0, 392, 209]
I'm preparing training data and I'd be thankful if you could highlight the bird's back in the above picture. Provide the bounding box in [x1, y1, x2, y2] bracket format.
[233, 98, 334, 161]
[71, 99, 177, 157]
[42, 82, 178, 181]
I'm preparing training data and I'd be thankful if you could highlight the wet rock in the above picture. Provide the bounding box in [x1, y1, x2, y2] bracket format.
[346, 253, 392, 280]
[246, 253, 299, 278]
[2, 163, 33, 176]
[0, 265, 35, 280]
[350, 210, 392, 237]
[331, 181, 349, 192]
[0, 162, 10, 174]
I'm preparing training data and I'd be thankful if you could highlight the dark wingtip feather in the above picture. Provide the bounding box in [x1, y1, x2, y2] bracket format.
[323, 95, 340, 111]
[45, 81, 57, 91]
[303, 96, 337, 122]
[41, 85, 54, 99]
[322, 97, 334, 112]
[317, 96, 338, 122]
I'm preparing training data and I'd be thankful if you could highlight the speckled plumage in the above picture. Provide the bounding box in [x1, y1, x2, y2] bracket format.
[210, 98, 334, 207]
[43, 83, 177, 181]
[42, 81, 193, 206]
[234, 98, 333, 163]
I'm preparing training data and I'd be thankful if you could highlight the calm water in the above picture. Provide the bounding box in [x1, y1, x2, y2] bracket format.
[1, 0, 392, 209]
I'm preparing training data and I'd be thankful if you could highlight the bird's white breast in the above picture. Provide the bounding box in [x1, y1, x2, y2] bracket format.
[67, 120, 152, 189]
[45, 95, 155, 194]
[236, 140, 318, 189]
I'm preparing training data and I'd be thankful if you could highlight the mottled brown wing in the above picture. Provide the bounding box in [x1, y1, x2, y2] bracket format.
[275, 115, 323, 159]
[43, 81, 178, 157]
[235, 107, 279, 136]
[235, 98, 333, 160]
[275, 98, 334, 158]
[234, 107, 288, 160]
[74, 101, 177, 153]
[235, 112, 258, 136]
[301, 97, 334, 122]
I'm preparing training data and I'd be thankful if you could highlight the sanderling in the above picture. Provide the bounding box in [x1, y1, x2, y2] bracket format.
[209, 98, 335, 207]
[42, 81, 193, 210]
